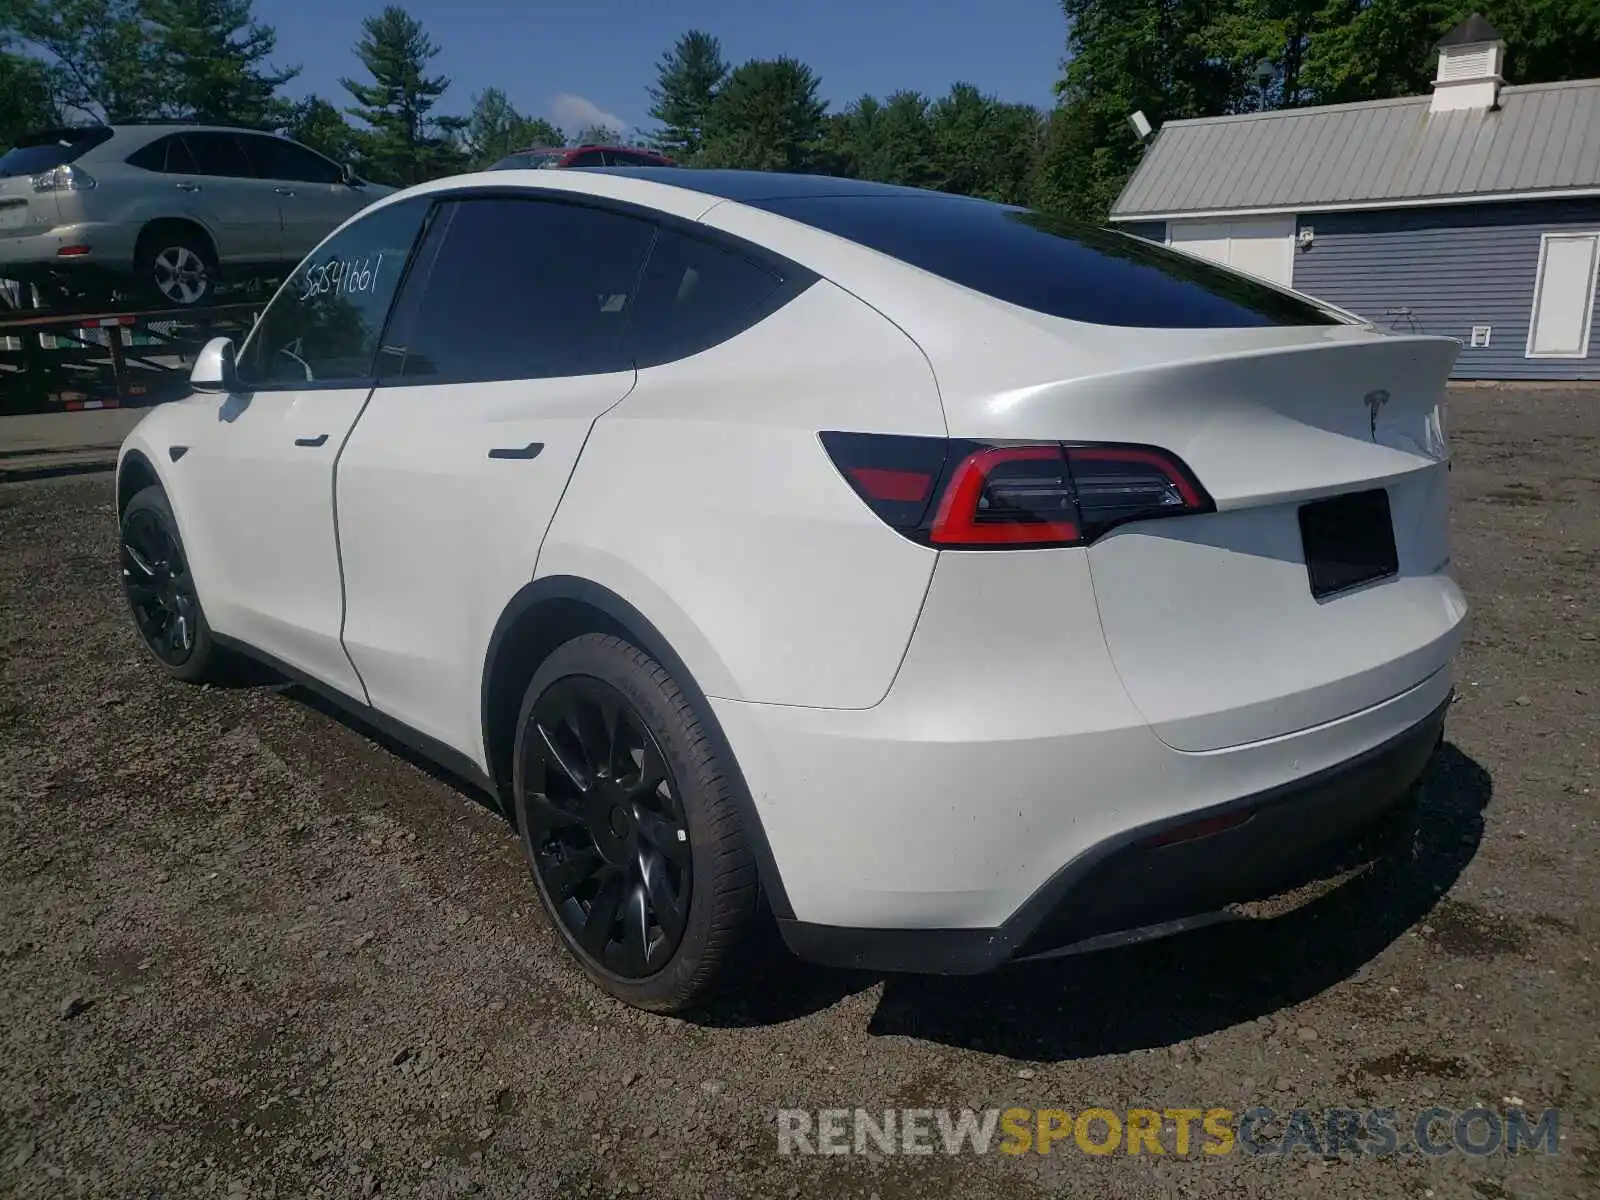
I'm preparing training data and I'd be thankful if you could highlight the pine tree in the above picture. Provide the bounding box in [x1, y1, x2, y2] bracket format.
[647, 30, 728, 161]
[146, 0, 297, 126]
[699, 57, 826, 172]
[340, 5, 465, 186]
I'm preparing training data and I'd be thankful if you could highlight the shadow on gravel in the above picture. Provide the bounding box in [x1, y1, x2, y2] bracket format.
[859, 741, 1493, 1061]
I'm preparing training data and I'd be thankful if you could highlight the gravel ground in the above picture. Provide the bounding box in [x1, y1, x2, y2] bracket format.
[1, 385, 1596, 1199]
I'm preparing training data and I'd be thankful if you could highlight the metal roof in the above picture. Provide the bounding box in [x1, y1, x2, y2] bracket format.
[1109, 78, 1600, 221]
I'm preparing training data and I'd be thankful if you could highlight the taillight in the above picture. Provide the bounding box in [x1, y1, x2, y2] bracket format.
[31, 164, 96, 193]
[819, 432, 1212, 548]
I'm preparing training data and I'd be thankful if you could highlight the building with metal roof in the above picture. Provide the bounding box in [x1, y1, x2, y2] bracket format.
[1109, 15, 1600, 380]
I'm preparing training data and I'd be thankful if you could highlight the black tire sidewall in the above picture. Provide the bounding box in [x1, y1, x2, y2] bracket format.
[120, 485, 218, 682]
[512, 634, 754, 1012]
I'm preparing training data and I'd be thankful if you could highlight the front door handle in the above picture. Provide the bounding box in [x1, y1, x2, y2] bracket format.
[274, 186, 296, 197]
[175, 181, 201, 192]
[294, 433, 329, 447]
[487, 442, 544, 460]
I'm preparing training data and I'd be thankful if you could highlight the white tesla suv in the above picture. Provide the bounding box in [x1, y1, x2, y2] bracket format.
[115, 168, 1466, 1011]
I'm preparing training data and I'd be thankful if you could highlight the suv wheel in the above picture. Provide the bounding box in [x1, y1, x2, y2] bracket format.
[137, 229, 216, 307]
[512, 634, 761, 1012]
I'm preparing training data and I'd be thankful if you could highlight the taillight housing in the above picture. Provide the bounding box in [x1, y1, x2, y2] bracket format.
[819, 431, 1213, 549]
[31, 164, 96, 193]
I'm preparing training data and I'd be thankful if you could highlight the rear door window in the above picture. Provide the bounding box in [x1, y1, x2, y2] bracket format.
[628, 228, 791, 366]
[754, 195, 1342, 328]
[125, 134, 198, 174]
[182, 132, 255, 179]
[0, 126, 114, 177]
[380, 196, 656, 383]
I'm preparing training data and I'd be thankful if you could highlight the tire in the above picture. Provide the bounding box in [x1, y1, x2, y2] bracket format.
[135, 227, 216, 307]
[119, 485, 224, 682]
[512, 633, 761, 1012]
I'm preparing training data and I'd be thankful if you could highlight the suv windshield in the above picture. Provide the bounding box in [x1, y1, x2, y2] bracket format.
[754, 194, 1343, 329]
[0, 126, 114, 178]
[491, 151, 565, 170]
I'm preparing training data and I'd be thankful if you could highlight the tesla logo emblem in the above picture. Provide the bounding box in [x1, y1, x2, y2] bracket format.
[1364, 389, 1390, 439]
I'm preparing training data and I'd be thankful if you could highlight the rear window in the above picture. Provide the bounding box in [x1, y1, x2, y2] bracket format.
[0, 126, 114, 178]
[491, 151, 565, 170]
[753, 194, 1343, 328]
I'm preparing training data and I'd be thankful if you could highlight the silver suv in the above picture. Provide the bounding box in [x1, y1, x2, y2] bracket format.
[0, 123, 394, 308]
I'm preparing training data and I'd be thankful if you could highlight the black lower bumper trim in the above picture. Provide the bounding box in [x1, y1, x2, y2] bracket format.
[778, 694, 1449, 975]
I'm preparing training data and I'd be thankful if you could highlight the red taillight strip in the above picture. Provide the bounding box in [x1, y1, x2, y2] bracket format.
[928, 446, 1080, 547]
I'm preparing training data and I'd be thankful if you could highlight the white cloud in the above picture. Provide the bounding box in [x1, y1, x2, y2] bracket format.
[550, 93, 629, 138]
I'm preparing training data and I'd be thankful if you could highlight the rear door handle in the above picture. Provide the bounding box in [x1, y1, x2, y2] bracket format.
[294, 433, 329, 447]
[274, 186, 296, 197]
[175, 182, 201, 192]
[487, 442, 543, 460]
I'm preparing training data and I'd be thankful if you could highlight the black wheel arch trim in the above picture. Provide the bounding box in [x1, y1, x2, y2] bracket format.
[116, 448, 163, 514]
[482, 574, 795, 920]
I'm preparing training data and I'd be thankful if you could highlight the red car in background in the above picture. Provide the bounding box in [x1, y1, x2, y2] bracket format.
[489, 145, 676, 170]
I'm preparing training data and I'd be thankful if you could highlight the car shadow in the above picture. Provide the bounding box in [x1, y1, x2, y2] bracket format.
[690, 741, 1492, 1049]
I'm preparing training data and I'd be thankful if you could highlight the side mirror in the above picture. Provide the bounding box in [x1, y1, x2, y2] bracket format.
[191, 336, 237, 393]
[341, 162, 364, 186]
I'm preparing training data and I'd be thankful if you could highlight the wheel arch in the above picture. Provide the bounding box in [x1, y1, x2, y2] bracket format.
[135, 216, 218, 264]
[116, 448, 162, 516]
[481, 574, 794, 919]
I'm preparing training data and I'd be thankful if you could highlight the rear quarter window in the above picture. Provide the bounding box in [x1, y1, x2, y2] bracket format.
[753, 195, 1342, 329]
[628, 229, 791, 367]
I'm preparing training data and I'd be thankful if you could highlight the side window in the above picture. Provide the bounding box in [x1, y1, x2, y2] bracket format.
[235, 197, 431, 388]
[126, 135, 198, 174]
[565, 149, 604, 167]
[381, 197, 655, 384]
[627, 229, 788, 367]
[241, 135, 343, 184]
[184, 132, 254, 178]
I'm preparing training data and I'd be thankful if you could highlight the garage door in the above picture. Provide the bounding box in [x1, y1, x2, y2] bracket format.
[1169, 217, 1296, 287]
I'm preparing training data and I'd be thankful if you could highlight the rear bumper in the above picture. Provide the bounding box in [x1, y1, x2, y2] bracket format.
[778, 692, 1448, 974]
[0, 222, 138, 272]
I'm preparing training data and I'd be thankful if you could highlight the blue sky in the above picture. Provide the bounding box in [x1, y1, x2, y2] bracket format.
[259, 0, 1067, 137]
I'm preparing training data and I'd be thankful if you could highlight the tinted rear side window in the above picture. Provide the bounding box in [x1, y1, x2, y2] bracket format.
[383, 196, 656, 383]
[0, 126, 114, 177]
[629, 229, 788, 367]
[754, 195, 1341, 328]
[125, 134, 198, 174]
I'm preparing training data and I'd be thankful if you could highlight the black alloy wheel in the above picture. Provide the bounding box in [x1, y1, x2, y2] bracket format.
[519, 674, 693, 978]
[121, 504, 199, 666]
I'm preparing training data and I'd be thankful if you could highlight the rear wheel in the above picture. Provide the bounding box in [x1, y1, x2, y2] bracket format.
[136, 227, 216, 307]
[120, 485, 223, 682]
[512, 634, 760, 1012]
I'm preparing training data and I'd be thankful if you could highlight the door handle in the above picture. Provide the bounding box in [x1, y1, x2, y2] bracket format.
[294, 433, 329, 447]
[175, 182, 201, 192]
[274, 187, 296, 197]
[487, 442, 544, 460]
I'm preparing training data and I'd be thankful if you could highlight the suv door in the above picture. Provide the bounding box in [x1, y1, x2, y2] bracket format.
[180, 197, 431, 696]
[177, 131, 283, 265]
[238, 133, 367, 260]
[334, 195, 656, 763]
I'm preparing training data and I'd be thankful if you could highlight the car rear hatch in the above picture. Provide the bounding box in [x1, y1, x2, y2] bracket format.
[959, 326, 1465, 752]
[0, 126, 113, 238]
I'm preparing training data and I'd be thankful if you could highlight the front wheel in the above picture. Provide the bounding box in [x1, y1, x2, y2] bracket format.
[120, 486, 224, 682]
[512, 634, 761, 1012]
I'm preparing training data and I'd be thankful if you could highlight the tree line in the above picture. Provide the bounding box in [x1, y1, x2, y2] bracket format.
[4, 0, 1596, 216]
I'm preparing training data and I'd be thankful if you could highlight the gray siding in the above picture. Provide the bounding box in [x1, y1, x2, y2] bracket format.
[1118, 220, 1167, 243]
[1291, 199, 1600, 380]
